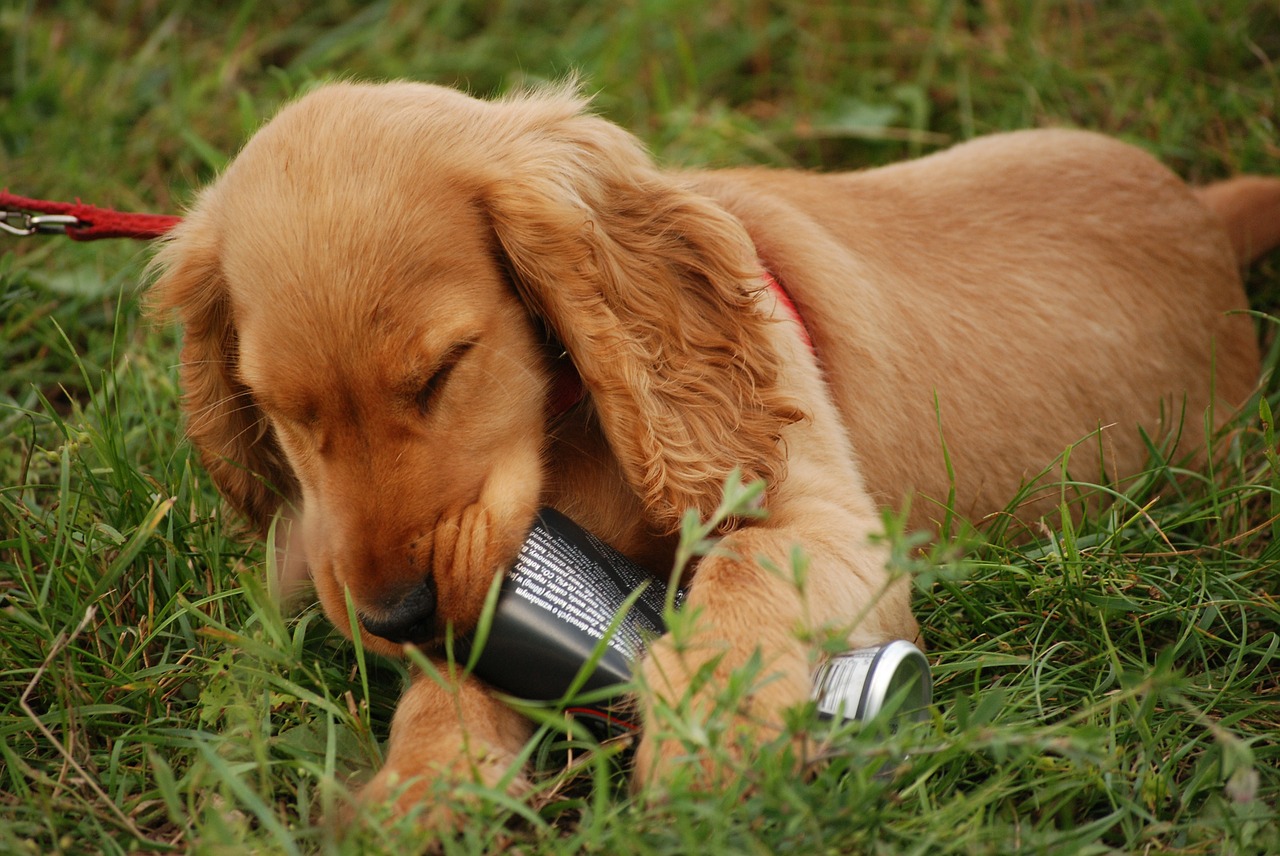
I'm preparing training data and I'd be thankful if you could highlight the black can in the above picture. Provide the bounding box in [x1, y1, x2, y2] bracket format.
[464, 508, 929, 732]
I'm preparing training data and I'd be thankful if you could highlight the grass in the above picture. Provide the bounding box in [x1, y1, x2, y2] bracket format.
[2, 0, 1279, 852]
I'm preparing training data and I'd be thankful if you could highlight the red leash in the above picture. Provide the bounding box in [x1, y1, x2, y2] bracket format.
[0, 191, 181, 241]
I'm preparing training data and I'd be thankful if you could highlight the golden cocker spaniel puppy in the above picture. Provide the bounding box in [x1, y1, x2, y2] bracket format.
[148, 81, 1278, 817]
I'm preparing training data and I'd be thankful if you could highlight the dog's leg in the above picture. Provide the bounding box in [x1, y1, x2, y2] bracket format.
[355, 667, 532, 827]
[634, 479, 917, 790]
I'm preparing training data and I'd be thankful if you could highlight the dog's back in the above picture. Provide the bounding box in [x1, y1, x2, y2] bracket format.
[693, 131, 1273, 528]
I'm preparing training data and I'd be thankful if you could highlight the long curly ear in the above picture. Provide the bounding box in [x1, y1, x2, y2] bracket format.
[145, 209, 296, 532]
[482, 90, 803, 530]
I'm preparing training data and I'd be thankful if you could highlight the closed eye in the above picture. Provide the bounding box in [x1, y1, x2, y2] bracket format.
[415, 340, 476, 415]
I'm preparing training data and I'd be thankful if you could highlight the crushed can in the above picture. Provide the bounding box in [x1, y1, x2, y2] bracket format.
[463, 507, 930, 736]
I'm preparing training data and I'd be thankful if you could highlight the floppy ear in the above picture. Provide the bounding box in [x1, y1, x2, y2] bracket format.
[145, 209, 297, 533]
[482, 91, 804, 530]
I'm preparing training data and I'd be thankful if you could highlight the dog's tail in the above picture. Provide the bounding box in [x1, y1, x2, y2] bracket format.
[1196, 176, 1280, 266]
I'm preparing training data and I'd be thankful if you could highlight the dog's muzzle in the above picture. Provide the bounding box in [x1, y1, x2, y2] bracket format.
[358, 575, 439, 645]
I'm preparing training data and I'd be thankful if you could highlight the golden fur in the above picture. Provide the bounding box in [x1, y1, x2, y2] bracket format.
[148, 81, 1278, 818]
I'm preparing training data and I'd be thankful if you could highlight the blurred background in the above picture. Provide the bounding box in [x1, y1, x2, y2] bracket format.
[7, 1, 1278, 199]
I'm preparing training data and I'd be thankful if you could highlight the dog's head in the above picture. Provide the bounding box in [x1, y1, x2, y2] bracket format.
[148, 81, 800, 656]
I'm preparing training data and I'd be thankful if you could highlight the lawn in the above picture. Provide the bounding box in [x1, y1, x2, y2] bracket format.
[2, 1, 1279, 853]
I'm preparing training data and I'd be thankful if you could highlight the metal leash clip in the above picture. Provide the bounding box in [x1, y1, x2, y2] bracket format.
[1, 209, 81, 237]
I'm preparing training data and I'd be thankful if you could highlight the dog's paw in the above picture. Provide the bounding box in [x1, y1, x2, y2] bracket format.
[350, 739, 531, 832]
[631, 627, 810, 795]
[340, 670, 534, 832]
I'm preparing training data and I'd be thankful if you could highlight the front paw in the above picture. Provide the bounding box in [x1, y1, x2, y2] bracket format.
[352, 737, 531, 831]
[342, 669, 533, 832]
[632, 630, 810, 794]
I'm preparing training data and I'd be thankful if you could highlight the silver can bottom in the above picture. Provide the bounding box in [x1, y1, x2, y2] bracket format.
[811, 640, 931, 725]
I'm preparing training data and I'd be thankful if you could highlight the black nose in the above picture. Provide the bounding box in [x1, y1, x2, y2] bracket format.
[359, 576, 438, 645]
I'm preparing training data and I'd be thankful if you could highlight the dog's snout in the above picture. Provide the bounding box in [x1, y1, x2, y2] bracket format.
[358, 576, 438, 645]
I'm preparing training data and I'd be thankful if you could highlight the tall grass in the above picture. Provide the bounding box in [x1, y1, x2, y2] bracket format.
[3, 1, 1278, 853]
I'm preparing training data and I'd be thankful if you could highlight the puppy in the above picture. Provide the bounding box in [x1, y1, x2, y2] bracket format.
[148, 81, 1278, 817]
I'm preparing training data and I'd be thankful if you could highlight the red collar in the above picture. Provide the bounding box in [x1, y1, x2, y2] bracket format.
[547, 269, 809, 419]
[763, 269, 812, 351]
[548, 346, 587, 418]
